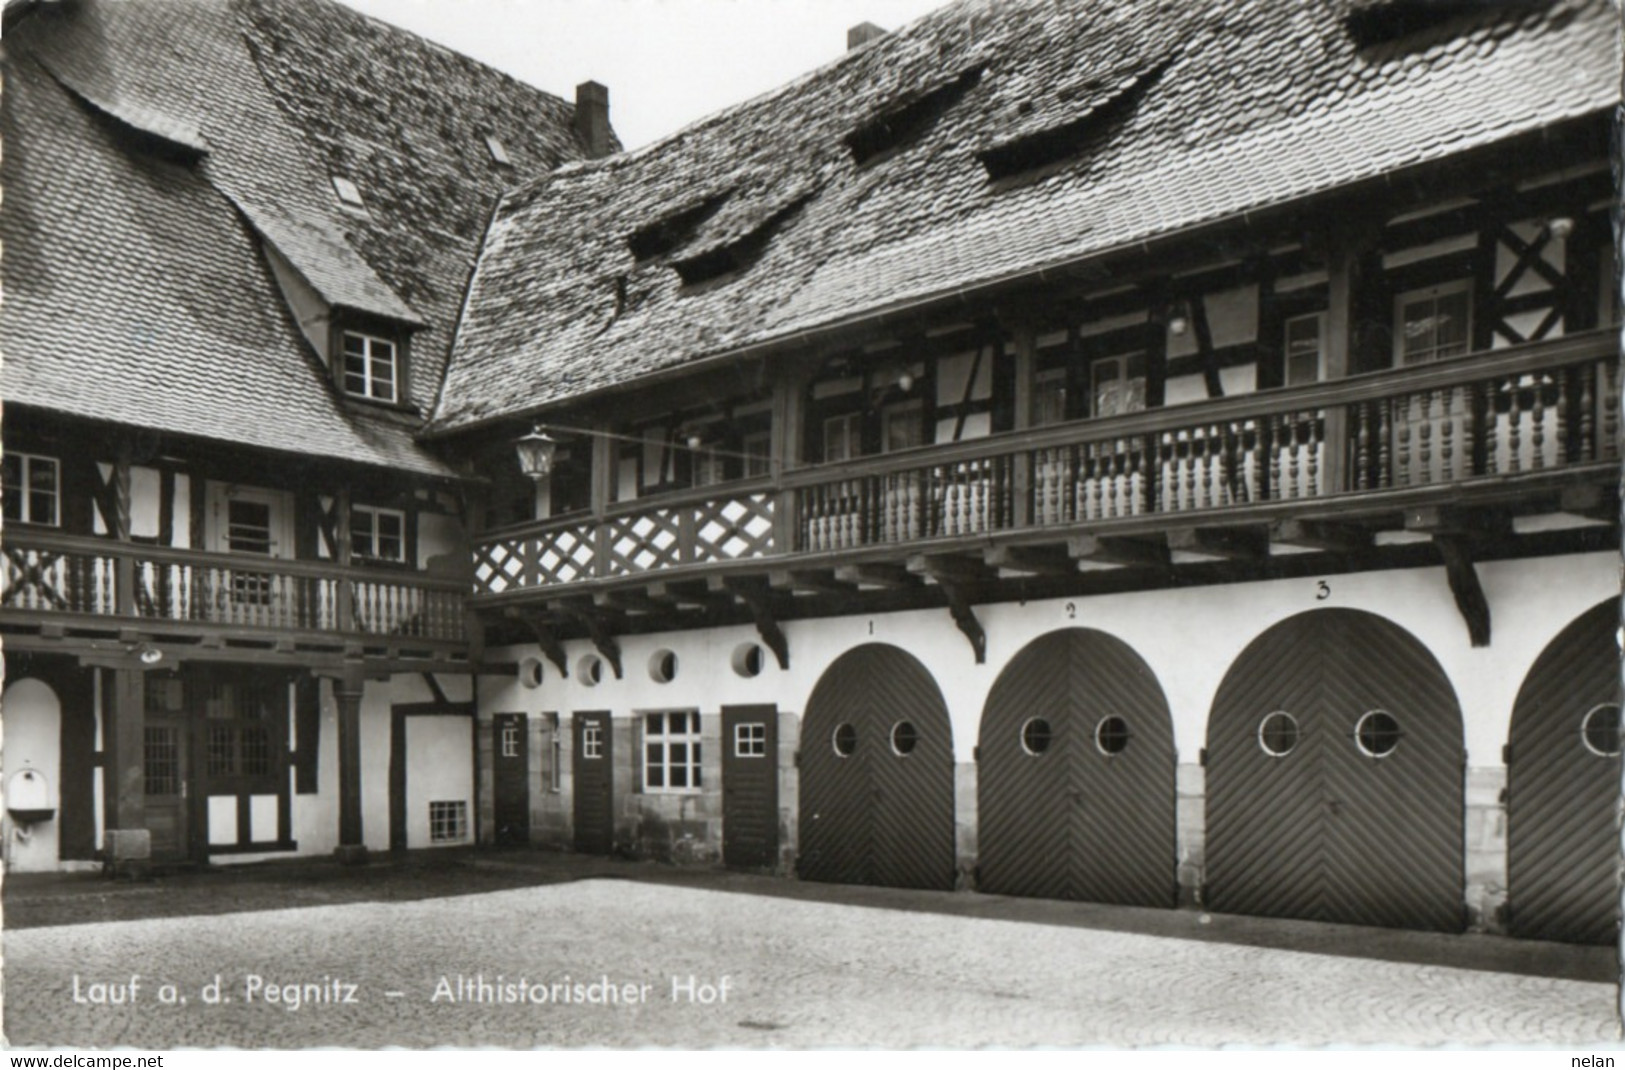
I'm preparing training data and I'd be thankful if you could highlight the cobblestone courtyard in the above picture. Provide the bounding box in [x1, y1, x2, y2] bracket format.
[4, 877, 1618, 1048]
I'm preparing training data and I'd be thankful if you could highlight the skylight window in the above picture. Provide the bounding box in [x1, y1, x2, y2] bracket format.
[627, 189, 735, 261]
[331, 175, 366, 211]
[976, 58, 1171, 182]
[485, 135, 512, 166]
[845, 64, 984, 166]
[1342, 0, 1545, 48]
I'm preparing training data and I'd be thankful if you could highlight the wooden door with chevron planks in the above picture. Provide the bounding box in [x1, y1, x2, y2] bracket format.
[1206, 609, 1465, 932]
[1508, 599, 1621, 945]
[978, 629, 1176, 906]
[798, 645, 956, 890]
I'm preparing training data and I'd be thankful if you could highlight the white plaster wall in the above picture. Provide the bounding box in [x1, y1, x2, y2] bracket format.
[208, 796, 237, 846]
[405, 717, 474, 847]
[2, 678, 62, 871]
[477, 552, 1617, 767]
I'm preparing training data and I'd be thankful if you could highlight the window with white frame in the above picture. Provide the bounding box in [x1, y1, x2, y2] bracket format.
[734, 721, 767, 758]
[1394, 281, 1471, 366]
[1089, 353, 1146, 417]
[500, 723, 521, 759]
[2, 452, 60, 526]
[645, 711, 702, 791]
[1283, 313, 1325, 386]
[429, 800, 468, 842]
[341, 330, 399, 403]
[581, 721, 603, 759]
[351, 505, 406, 562]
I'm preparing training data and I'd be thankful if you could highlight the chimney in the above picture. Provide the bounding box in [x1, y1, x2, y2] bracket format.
[574, 80, 612, 159]
[847, 22, 887, 50]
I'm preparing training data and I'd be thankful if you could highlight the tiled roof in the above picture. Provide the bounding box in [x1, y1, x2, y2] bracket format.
[2, 0, 594, 473]
[431, 0, 1620, 435]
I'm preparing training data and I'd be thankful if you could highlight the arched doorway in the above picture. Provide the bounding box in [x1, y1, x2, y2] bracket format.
[798, 644, 955, 890]
[978, 628, 1175, 906]
[1206, 608, 1465, 931]
[1507, 599, 1621, 944]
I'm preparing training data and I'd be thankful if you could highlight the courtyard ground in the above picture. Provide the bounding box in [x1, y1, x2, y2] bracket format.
[2, 850, 1618, 1048]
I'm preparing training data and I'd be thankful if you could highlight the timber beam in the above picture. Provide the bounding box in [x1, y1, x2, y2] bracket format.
[594, 587, 661, 614]
[908, 555, 987, 663]
[645, 579, 722, 610]
[712, 576, 791, 670]
[1067, 534, 1167, 570]
[984, 544, 1076, 577]
[769, 569, 855, 596]
[1558, 482, 1619, 522]
[833, 563, 918, 589]
[1269, 519, 1373, 554]
[1167, 526, 1269, 562]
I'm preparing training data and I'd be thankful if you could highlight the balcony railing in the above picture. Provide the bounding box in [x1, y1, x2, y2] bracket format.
[0, 533, 469, 644]
[471, 331, 1618, 599]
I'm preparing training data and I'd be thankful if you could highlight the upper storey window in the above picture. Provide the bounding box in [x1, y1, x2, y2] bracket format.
[3, 452, 60, 526]
[1395, 281, 1471, 365]
[342, 330, 399, 403]
[351, 505, 406, 563]
[1090, 353, 1146, 417]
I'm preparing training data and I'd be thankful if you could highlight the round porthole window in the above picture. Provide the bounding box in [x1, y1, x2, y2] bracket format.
[1258, 711, 1299, 757]
[1095, 716, 1130, 755]
[577, 654, 604, 687]
[648, 648, 678, 683]
[1355, 710, 1401, 757]
[731, 642, 764, 678]
[518, 656, 544, 690]
[1021, 718, 1052, 756]
[833, 723, 858, 757]
[1581, 703, 1621, 757]
[891, 721, 918, 755]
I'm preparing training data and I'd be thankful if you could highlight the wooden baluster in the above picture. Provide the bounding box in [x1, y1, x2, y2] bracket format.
[1396, 398, 1412, 487]
[1268, 418, 1283, 501]
[1449, 385, 1462, 478]
[1375, 402, 1391, 489]
[1531, 376, 1547, 470]
[1128, 440, 1143, 515]
[1580, 364, 1596, 461]
[1605, 361, 1620, 460]
[1353, 402, 1369, 491]
[1287, 417, 1302, 499]
[1095, 444, 1108, 520]
[1308, 413, 1321, 497]
[1507, 382, 1523, 474]
[1418, 389, 1433, 484]
[1220, 424, 1235, 506]
[1557, 367, 1573, 466]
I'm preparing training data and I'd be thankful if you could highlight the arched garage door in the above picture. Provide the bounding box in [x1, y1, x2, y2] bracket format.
[1206, 609, 1465, 932]
[798, 644, 955, 890]
[1508, 599, 1621, 945]
[978, 628, 1175, 906]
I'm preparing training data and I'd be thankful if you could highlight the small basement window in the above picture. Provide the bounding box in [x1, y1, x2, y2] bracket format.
[429, 800, 469, 843]
[341, 330, 400, 403]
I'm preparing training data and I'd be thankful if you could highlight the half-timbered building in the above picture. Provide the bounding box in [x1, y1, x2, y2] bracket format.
[429, 0, 1622, 942]
[0, 0, 611, 870]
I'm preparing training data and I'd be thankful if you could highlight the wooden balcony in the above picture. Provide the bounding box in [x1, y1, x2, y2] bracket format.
[473, 331, 1619, 617]
[0, 532, 470, 655]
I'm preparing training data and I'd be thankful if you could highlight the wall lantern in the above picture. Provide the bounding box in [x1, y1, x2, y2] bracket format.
[514, 426, 558, 482]
[134, 642, 163, 666]
[1167, 303, 1190, 337]
[1546, 216, 1574, 241]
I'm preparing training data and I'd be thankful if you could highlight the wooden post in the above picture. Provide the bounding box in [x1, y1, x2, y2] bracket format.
[1323, 241, 1362, 494]
[113, 449, 135, 617]
[590, 419, 614, 577]
[104, 667, 147, 864]
[772, 369, 808, 553]
[334, 664, 368, 863]
[1010, 329, 1035, 528]
[335, 487, 354, 633]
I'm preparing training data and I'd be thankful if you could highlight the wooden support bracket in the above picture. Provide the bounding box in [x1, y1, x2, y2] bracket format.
[769, 569, 854, 595]
[719, 577, 791, 670]
[1435, 535, 1492, 648]
[1167, 526, 1268, 560]
[515, 613, 570, 678]
[646, 580, 720, 609]
[833, 563, 918, 588]
[560, 605, 623, 679]
[1560, 482, 1619, 521]
[909, 557, 987, 663]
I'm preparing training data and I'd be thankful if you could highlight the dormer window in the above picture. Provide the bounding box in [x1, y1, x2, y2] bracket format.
[2, 452, 60, 526]
[341, 330, 399, 403]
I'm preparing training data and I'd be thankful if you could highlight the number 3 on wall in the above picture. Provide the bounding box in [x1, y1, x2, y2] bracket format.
[1316, 581, 1331, 601]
